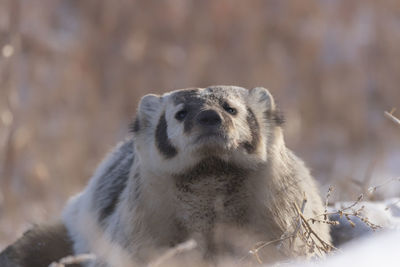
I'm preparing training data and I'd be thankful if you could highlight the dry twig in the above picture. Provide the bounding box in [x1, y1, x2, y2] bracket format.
[247, 195, 335, 264]
[48, 253, 96, 267]
[290, 196, 307, 250]
[384, 109, 400, 127]
[294, 202, 336, 254]
[385, 199, 400, 211]
[309, 189, 383, 231]
[147, 239, 197, 267]
[367, 177, 400, 195]
[247, 197, 308, 264]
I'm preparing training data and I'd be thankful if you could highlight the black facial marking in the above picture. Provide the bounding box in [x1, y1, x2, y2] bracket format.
[182, 104, 206, 134]
[95, 139, 135, 225]
[129, 117, 140, 133]
[172, 89, 202, 105]
[242, 108, 260, 154]
[183, 110, 195, 133]
[155, 113, 178, 158]
[171, 90, 209, 134]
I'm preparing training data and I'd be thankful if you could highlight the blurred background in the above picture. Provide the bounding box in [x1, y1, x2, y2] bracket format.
[0, 0, 399, 249]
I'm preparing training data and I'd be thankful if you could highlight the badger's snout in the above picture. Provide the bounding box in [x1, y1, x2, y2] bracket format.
[193, 109, 228, 147]
[196, 109, 222, 128]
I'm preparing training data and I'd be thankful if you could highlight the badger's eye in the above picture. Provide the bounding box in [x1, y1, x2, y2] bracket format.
[223, 103, 237, 115]
[175, 110, 187, 121]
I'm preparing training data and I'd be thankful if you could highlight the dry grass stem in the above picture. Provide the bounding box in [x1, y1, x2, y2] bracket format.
[147, 239, 197, 267]
[384, 110, 400, 127]
[289, 195, 308, 250]
[48, 253, 96, 267]
[323, 186, 333, 221]
[367, 177, 400, 195]
[248, 195, 335, 264]
[385, 199, 400, 211]
[248, 197, 308, 263]
[248, 235, 294, 264]
[310, 187, 384, 231]
[294, 202, 336, 253]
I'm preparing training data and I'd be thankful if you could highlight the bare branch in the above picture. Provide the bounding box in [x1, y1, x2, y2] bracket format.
[385, 199, 400, 211]
[323, 186, 333, 221]
[384, 110, 400, 127]
[48, 254, 96, 267]
[294, 202, 336, 253]
[367, 177, 400, 195]
[147, 239, 197, 267]
[309, 188, 383, 231]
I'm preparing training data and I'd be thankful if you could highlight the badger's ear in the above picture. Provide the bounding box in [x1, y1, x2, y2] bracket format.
[131, 94, 162, 133]
[248, 87, 284, 126]
[248, 87, 276, 112]
[139, 94, 162, 117]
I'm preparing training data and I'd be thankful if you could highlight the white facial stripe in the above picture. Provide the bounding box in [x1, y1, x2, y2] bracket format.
[135, 86, 274, 174]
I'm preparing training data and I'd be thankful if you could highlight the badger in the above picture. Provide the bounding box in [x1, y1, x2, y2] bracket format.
[0, 86, 331, 266]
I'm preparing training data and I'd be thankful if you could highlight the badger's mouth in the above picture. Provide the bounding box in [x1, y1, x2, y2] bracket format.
[191, 129, 231, 155]
[195, 131, 226, 143]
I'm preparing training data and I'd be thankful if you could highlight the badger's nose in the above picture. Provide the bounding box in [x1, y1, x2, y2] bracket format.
[196, 110, 222, 127]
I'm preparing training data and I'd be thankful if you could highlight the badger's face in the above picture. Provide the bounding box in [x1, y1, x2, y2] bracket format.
[132, 86, 284, 174]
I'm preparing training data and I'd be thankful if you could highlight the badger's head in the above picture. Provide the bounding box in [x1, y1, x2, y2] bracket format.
[132, 86, 284, 174]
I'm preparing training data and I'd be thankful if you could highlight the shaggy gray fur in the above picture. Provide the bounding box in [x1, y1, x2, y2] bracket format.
[0, 86, 332, 267]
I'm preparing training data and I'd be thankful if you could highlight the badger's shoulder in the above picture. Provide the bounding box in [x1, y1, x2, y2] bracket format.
[0, 223, 79, 267]
[0, 140, 137, 267]
[61, 138, 136, 254]
[89, 138, 136, 225]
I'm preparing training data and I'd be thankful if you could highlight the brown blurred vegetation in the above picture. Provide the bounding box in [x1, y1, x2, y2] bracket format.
[0, 0, 399, 248]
